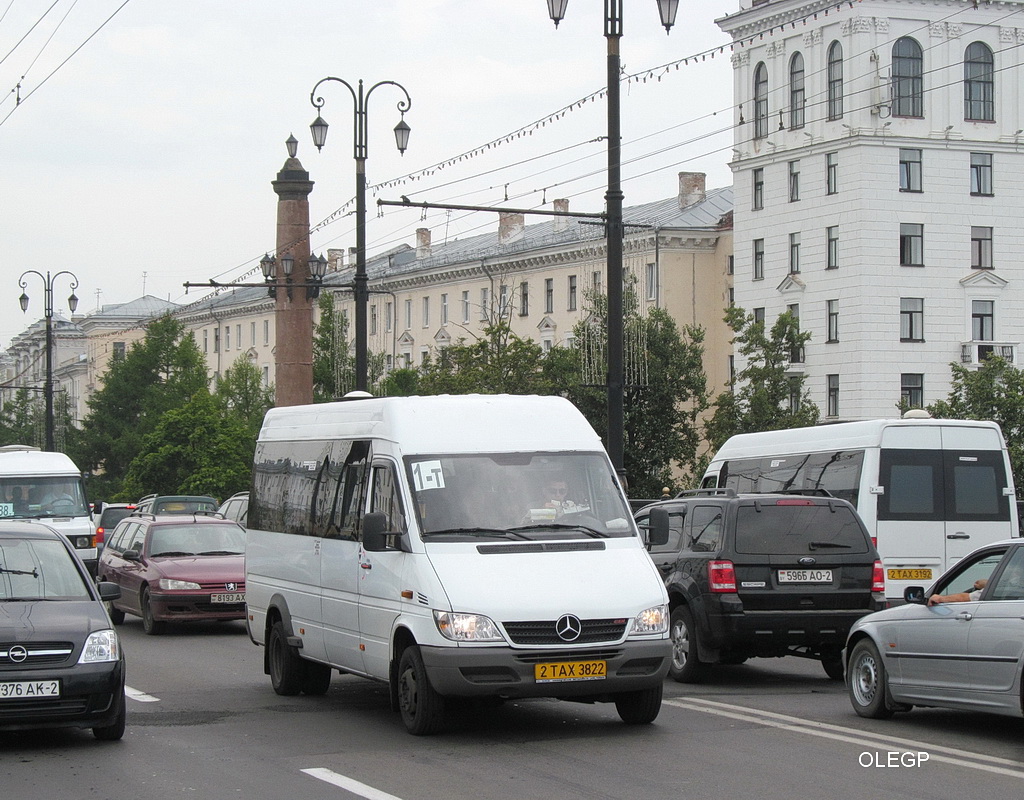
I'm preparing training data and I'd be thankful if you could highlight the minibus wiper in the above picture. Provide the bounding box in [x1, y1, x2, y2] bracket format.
[430, 527, 530, 540]
[0, 565, 38, 577]
[507, 523, 609, 538]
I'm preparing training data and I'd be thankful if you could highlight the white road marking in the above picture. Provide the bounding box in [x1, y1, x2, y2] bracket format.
[124, 685, 160, 703]
[302, 768, 404, 800]
[666, 697, 1024, 779]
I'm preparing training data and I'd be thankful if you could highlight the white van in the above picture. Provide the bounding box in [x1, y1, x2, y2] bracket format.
[245, 394, 671, 735]
[0, 446, 97, 574]
[700, 417, 1019, 603]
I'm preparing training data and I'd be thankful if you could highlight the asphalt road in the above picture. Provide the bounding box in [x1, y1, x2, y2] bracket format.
[4, 617, 1024, 800]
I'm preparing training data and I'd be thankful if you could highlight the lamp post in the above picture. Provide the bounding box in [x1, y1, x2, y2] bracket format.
[545, 0, 677, 481]
[18, 270, 79, 452]
[309, 77, 412, 392]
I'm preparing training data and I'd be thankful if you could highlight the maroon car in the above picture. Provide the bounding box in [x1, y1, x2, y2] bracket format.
[97, 515, 246, 635]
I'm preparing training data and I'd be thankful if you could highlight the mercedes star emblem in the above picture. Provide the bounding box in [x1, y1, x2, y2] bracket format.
[555, 614, 582, 642]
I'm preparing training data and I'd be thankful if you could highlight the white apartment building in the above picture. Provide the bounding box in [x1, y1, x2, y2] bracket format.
[719, 0, 1024, 419]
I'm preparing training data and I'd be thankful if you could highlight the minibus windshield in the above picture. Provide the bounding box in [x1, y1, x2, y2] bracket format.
[405, 452, 634, 539]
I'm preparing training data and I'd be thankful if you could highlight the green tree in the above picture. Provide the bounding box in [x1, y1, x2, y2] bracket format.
[72, 315, 208, 499]
[313, 293, 389, 400]
[215, 355, 274, 438]
[926, 356, 1024, 493]
[0, 388, 42, 447]
[570, 287, 709, 498]
[120, 392, 252, 501]
[705, 306, 819, 453]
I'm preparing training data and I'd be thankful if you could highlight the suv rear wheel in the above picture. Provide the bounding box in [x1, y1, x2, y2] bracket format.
[668, 606, 705, 683]
[821, 650, 845, 681]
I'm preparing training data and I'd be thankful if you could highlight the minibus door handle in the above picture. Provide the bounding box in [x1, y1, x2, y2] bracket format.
[947, 532, 970, 540]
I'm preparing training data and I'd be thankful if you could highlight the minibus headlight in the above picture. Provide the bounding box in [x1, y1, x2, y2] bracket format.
[631, 604, 669, 635]
[433, 611, 504, 642]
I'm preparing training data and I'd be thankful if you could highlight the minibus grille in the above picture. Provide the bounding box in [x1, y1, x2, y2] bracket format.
[503, 618, 628, 645]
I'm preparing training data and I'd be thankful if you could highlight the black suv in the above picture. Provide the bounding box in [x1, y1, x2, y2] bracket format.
[636, 489, 885, 682]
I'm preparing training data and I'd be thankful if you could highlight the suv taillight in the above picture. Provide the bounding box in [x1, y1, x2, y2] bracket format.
[709, 560, 737, 593]
[872, 560, 885, 593]
[96, 527, 106, 544]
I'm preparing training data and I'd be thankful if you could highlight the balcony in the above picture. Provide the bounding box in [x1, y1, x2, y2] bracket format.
[960, 341, 1016, 368]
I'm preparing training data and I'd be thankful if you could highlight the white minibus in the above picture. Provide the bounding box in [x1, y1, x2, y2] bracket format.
[0, 445, 97, 574]
[700, 417, 1019, 603]
[245, 394, 671, 735]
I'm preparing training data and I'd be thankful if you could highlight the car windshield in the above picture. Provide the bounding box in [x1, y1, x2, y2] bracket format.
[0, 538, 92, 601]
[148, 523, 245, 557]
[0, 477, 89, 520]
[405, 452, 634, 540]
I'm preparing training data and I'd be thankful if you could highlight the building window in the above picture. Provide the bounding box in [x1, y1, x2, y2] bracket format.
[753, 239, 765, 280]
[827, 374, 840, 417]
[825, 152, 838, 195]
[386, 301, 393, 332]
[899, 148, 922, 192]
[203, 329, 208, 354]
[789, 52, 805, 129]
[972, 226, 993, 269]
[754, 62, 768, 139]
[225, 326, 231, 351]
[964, 42, 995, 122]
[262, 365, 269, 387]
[788, 160, 800, 202]
[544, 278, 554, 313]
[498, 284, 509, 316]
[404, 299, 412, 330]
[263, 320, 269, 345]
[827, 300, 839, 343]
[441, 293, 448, 325]
[789, 377, 801, 414]
[519, 282, 528, 317]
[973, 300, 994, 341]
[370, 304, 378, 336]
[461, 291, 470, 323]
[567, 275, 577, 311]
[901, 374, 924, 408]
[900, 298, 924, 342]
[213, 328, 220, 353]
[971, 152, 993, 196]
[591, 270, 601, 293]
[422, 297, 430, 328]
[753, 307, 766, 325]
[752, 167, 764, 210]
[728, 288, 735, 307]
[646, 262, 658, 301]
[826, 226, 839, 269]
[827, 41, 844, 120]
[787, 303, 803, 363]
[892, 37, 924, 118]
[480, 288, 489, 320]
[727, 255, 734, 275]
[250, 322, 256, 347]
[113, 341, 125, 359]
[788, 232, 800, 274]
[900, 223, 924, 266]
[236, 325, 241, 350]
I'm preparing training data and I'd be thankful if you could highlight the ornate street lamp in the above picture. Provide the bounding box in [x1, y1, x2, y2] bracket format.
[544, 0, 676, 480]
[309, 76, 412, 392]
[18, 270, 79, 452]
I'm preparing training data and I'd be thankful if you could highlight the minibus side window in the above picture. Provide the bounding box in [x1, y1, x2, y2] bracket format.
[325, 440, 370, 541]
[369, 464, 407, 535]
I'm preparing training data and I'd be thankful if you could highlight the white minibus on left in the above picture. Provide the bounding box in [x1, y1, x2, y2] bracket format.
[245, 394, 672, 735]
[0, 445, 97, 574]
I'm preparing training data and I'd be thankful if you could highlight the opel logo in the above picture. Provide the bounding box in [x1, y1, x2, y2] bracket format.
[8, 645, 28, 663]
[555, 614, 582, 642]
[798, 557, 817, 566]
[225, 582, 237, 591]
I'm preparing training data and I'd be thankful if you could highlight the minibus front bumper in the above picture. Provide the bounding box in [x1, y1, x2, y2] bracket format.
[418, 639, 670, 699]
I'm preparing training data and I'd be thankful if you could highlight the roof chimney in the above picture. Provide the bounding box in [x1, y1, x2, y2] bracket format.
[498, 212, 525, 245]
[416, 228, 432, 260]
[678, 172, 706, 209]
[553, 199, 570, 233]
[348, 246, 358, 266]
[327, 248, 344, 272]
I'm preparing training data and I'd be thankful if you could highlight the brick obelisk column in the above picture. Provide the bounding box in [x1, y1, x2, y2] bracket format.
[271, 139, 315, 406]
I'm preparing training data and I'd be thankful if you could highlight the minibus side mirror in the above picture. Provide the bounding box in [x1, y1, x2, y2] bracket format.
[362, 512, 390, 552]
[645, 507, 670, 547]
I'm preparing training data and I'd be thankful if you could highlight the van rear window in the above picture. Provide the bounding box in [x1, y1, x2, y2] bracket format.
[734, 505, 869, 555]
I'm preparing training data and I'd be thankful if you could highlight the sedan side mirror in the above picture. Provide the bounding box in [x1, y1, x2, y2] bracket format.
[904, 585, 926, 605]
[122, 549, 140, 562]
[97, 581, 121, 601]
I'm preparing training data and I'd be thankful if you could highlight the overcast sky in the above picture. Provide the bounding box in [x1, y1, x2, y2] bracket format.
[1, 0, 738, 349]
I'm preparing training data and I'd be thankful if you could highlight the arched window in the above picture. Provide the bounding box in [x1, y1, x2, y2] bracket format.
[789, 53, 805, 129]
[964, 42, 994, 121]
[754, 62, 768, 139]
[827, 41, 843, 120]
[892, 37, 923, 118]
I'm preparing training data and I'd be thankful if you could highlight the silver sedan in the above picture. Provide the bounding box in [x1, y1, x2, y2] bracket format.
[846, 537, 1024, 720]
